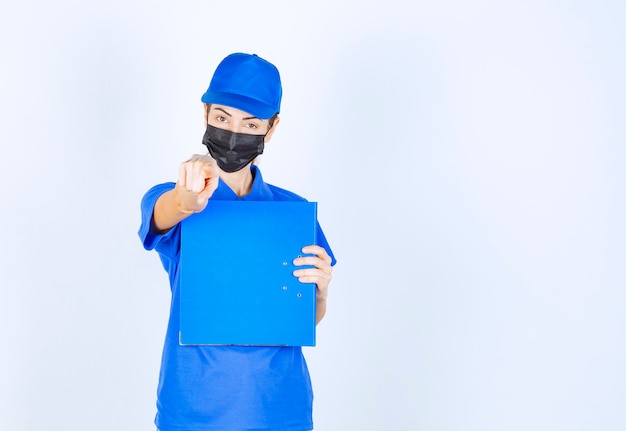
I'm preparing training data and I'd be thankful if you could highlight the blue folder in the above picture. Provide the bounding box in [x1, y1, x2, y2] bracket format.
[179, 200, 317, 346]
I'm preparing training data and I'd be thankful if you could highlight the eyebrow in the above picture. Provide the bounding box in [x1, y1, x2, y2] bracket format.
[214, 107, 260, 121]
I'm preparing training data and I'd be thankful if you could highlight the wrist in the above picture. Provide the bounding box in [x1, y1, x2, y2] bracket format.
[174, 191, 196, 215]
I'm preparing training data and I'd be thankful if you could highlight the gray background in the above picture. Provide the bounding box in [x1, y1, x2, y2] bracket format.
[1, 1, 624, 430]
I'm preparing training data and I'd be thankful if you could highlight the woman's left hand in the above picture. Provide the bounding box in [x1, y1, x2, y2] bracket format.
[292, 245, 333, 300]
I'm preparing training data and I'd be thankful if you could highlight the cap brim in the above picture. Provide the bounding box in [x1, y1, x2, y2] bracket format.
[201, 91, 277, 120]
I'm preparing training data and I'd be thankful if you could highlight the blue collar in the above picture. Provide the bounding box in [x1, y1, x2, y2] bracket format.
[211, 165, 275, 201]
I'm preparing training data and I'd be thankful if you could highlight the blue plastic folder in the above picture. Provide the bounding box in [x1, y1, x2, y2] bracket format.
[179, 200, 317, 346]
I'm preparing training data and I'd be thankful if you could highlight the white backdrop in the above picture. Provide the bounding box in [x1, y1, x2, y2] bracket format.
[1, 1, 624, 430]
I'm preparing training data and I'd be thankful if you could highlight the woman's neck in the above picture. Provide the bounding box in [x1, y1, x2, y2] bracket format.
[220, 164, 254, 197]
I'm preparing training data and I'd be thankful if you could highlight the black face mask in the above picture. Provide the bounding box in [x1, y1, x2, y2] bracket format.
[202, 124, 266, 173]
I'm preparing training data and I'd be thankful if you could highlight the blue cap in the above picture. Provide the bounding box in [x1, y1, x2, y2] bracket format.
[201, 53, 282, 120]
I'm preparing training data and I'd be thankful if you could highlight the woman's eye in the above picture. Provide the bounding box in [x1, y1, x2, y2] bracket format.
[216, 116, 227, 122]
[246, 123, 258, 129]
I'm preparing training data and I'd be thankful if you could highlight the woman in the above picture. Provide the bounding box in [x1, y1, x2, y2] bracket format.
[139, 52, 336, 431]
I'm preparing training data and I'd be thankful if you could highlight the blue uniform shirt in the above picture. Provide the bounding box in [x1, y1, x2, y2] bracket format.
[139, 165, 335, 431]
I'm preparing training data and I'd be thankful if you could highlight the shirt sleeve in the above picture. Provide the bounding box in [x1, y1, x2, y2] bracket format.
[138, 182, 181, 267]
[316, 223, 337, 266]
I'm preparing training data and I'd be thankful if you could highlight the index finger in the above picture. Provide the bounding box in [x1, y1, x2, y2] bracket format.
[301, 245, 331, 264]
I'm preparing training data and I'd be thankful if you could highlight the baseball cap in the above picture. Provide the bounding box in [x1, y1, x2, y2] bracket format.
[201, 53, 282, 120]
